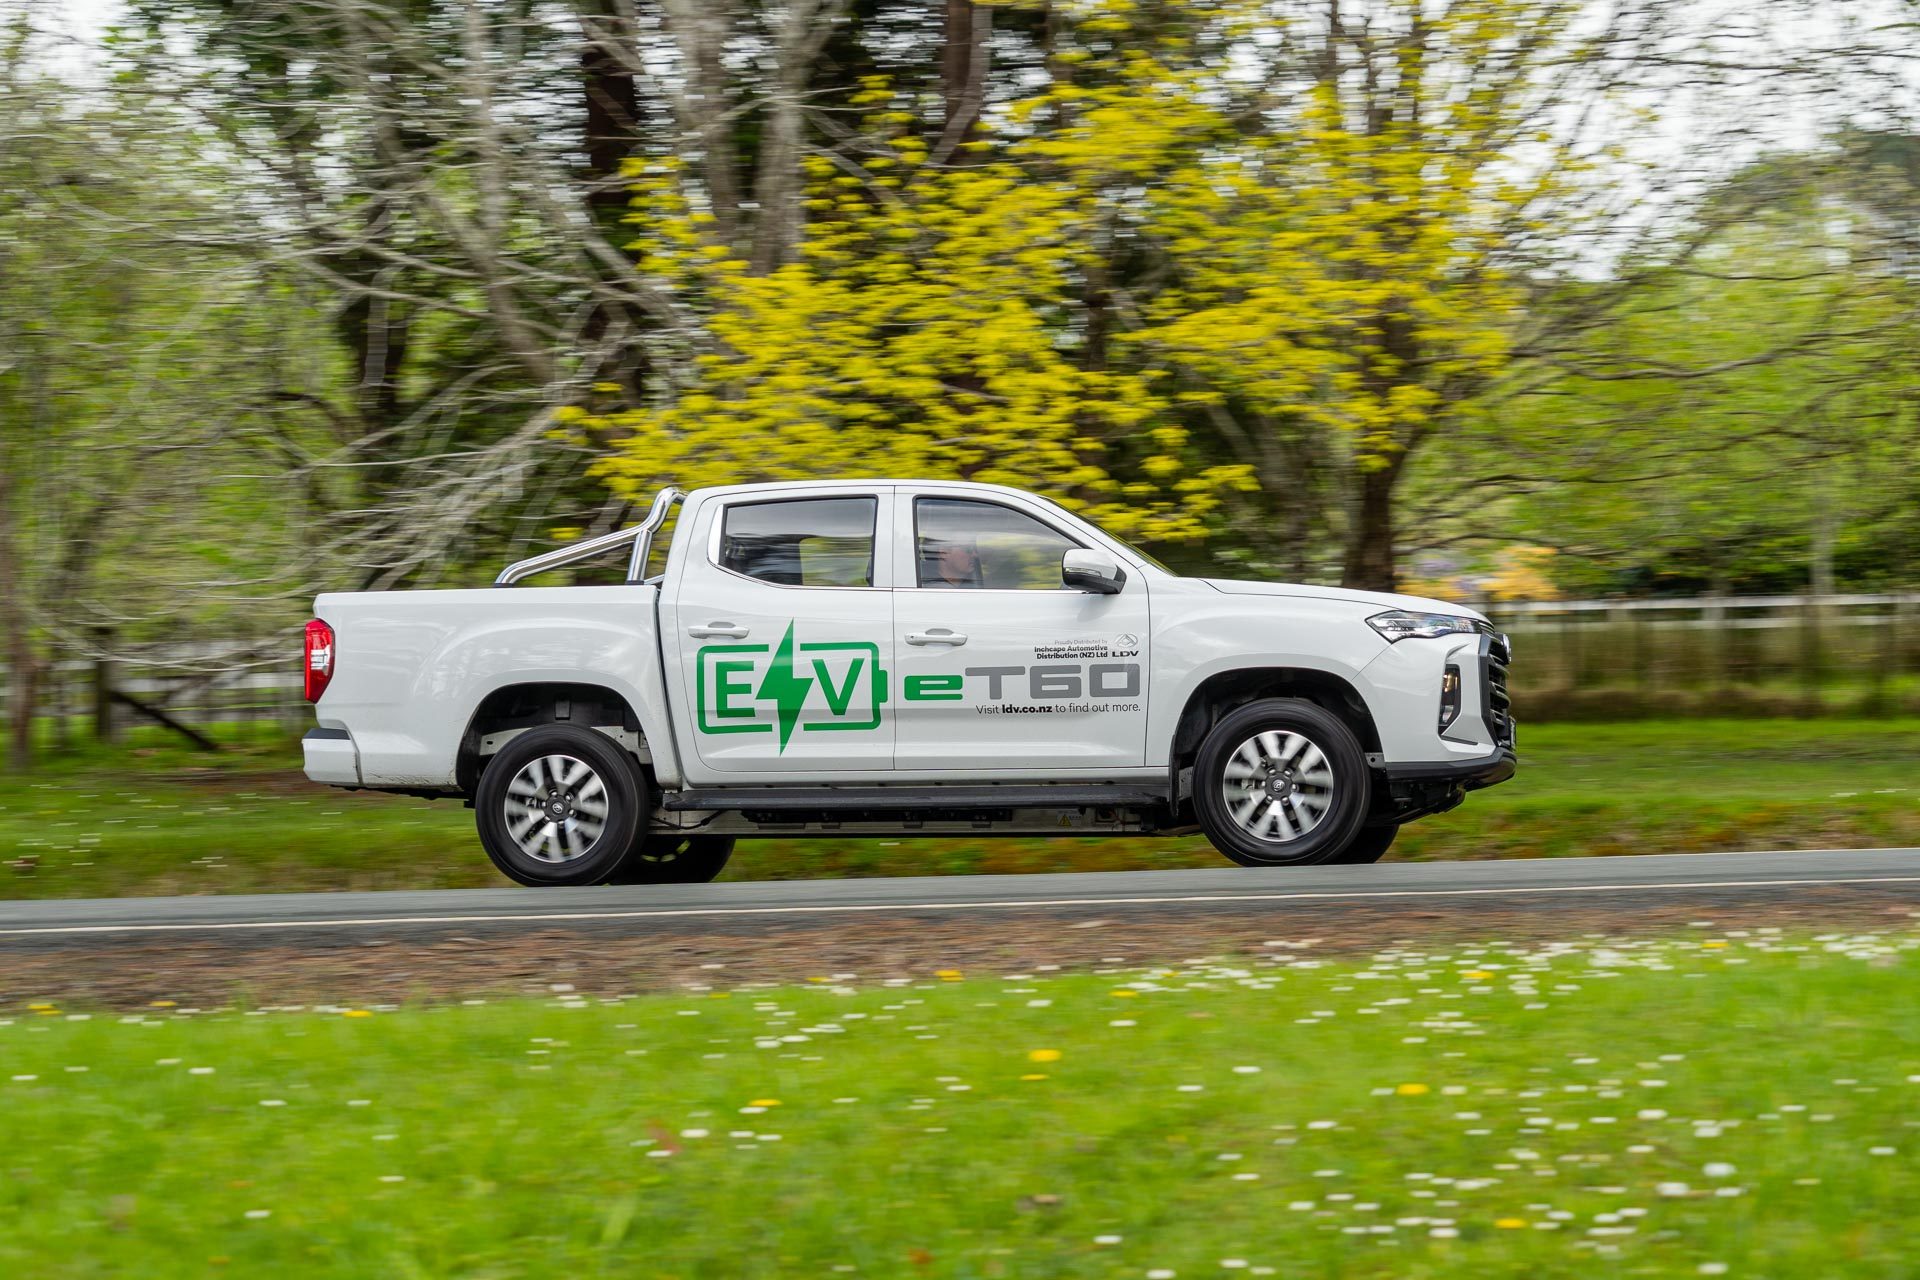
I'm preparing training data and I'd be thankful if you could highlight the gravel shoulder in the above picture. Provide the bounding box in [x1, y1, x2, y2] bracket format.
[7, 878, 1915, 1010]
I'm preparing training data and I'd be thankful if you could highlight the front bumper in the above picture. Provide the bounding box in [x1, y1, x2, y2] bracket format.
[302, 726, 361, 786]
[1357, 623, 1515, 765]
[1362, 625, 1515, 825]
[1382, 746, 1517, 791]
[1369, 746, 1516, 827]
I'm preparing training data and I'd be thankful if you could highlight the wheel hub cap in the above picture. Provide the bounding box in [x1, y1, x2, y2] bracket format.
[1221, 730, 1335, 844]
[504, 754, 610, 864]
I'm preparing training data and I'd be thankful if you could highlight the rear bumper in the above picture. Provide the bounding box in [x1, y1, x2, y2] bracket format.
[1382, 747, 1517, 791]
[302, 726, 361, 786]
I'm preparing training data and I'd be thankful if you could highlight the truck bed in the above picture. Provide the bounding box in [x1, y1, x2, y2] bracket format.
[310, 585, 671, 789]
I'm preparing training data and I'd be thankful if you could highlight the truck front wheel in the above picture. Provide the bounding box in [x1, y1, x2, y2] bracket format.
[475, 725, 645, 886]
[1193, 699, 1371, 867]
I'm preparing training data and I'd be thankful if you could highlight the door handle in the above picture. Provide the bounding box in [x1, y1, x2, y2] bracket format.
[688, 622, 750, 639]
[905, 629, 968, 646]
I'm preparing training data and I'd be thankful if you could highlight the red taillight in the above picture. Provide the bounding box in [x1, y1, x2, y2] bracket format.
[304, 619, 335, 703]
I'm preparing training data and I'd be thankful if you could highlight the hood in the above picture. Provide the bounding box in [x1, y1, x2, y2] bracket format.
[1200, 578, 1487, 622]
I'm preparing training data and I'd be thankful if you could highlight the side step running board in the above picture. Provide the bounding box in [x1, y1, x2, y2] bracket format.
[663, 785, 1169, 812]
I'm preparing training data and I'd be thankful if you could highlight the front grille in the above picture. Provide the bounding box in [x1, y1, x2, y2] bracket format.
[1483, 638, 1514, 747]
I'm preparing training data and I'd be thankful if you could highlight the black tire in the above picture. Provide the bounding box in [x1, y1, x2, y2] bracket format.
[1332, 823, 1398, 865]
[1193, 698, 1371, 867]
[611, 835, 736, 885]
[475, 725, 645, 887]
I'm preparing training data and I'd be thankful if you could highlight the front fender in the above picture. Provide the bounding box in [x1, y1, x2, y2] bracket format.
[1146, 587, 1388, 766]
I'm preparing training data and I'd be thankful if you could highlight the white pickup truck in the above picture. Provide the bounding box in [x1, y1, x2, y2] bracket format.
[302, 480, 1514, 885]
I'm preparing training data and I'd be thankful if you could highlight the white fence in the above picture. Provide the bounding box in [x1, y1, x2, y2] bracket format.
[1482, 594, 1920, 696]
[3, 593, 1918, 744]
[1, 642, 305, 747]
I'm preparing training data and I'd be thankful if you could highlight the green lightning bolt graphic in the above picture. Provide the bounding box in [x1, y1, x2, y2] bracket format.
[755, 621, 815, 753]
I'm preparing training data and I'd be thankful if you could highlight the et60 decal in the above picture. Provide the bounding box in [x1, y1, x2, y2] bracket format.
[697, 623, 1144, 752]
[958, 663, 1142, 701]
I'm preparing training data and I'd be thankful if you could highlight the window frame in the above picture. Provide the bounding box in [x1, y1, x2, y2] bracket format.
[909, 494, 1089, 593]
[706, 493, 887, 591]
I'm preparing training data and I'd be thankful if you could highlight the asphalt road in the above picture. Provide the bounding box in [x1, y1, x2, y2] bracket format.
[0, 847, 1914, 942]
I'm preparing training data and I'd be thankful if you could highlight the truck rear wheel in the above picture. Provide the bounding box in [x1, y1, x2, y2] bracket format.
[475, 725, 644, 887]
[611, 835, 735, 885]
[1193, 698, 1371, 867]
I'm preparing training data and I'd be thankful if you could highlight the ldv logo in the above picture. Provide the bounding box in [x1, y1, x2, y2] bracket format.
[696, 623, 884, 751]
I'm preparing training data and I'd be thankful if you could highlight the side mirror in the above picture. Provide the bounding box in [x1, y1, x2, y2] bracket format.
[1062, 549, 1126, 595]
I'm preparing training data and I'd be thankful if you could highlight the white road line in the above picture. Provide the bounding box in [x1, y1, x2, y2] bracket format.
[2, 874, 1918, 937]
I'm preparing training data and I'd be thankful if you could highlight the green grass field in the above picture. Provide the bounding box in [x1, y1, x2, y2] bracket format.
[4, 932, 1917, 1277]
[2, 717, 1918, 898]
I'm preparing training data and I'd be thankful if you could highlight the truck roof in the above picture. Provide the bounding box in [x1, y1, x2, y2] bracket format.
[688, 478, 1051, 501]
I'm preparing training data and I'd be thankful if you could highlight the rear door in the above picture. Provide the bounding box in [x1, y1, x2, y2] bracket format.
[890, 491, 1151, 774]
[663, 491, 896, 778]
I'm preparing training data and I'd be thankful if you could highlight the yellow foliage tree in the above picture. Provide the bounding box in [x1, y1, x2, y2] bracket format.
[1484, 545, 1561, 602]
[588, 45, 1257, 542]
[588, 0, 1583, 569]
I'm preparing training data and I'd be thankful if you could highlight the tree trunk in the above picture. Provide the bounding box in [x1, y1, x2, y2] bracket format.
[0, 452, 31, 768]
[749, 63, 807, 273]
[664, 0, 743, 247]
[942, 0, 977, 121]
[749, 0, 845, 274]
[334, 255, 411, 440]
[1805, 464, 1838, 703]
[933, 0, 991, 162]
[579, 0, 644, 393]
[1810, 487, 1837, 600]
[581, 1, 640, 230]
[1341, 464, 1398, 591]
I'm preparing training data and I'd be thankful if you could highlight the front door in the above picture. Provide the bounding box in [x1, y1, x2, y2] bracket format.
[666, 492, 895, 776]
[891, 493, 1151, 774]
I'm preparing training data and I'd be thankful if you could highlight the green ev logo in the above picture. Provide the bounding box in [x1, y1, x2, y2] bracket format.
[695, 621, 1142, 751]
[696, 622, 884, 751]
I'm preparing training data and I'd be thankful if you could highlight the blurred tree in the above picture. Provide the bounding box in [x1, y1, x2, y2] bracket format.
[112, 0, 1916, 595]
[122, 0, 677, 584]
[1464, 144, 1920, 597]
[592, 0, 1636, 579]
[0, 26, 343, 763]
[119, 0, 1005, 581]
[1124, 0, 1589, 588]
[1, 0, 1902, 678]
[2, 0, 1914, 769]
[589, 4, 1265, 542]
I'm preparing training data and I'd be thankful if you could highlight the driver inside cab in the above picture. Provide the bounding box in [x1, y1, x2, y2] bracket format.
[926, 540, 984, 588]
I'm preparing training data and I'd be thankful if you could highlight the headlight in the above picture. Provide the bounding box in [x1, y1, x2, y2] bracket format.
[1367, 609, 1480, 642]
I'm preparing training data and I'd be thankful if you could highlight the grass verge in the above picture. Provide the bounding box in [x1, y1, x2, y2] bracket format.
[3, 718, 1918, 898]
[3, 931, 1917, 1277]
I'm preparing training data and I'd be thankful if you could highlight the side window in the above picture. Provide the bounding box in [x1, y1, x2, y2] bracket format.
[719, 497, 876, 587]
[916, 498, 1080, 590]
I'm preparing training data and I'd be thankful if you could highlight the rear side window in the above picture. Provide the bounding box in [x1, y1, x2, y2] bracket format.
[719, 497, 876, 587]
